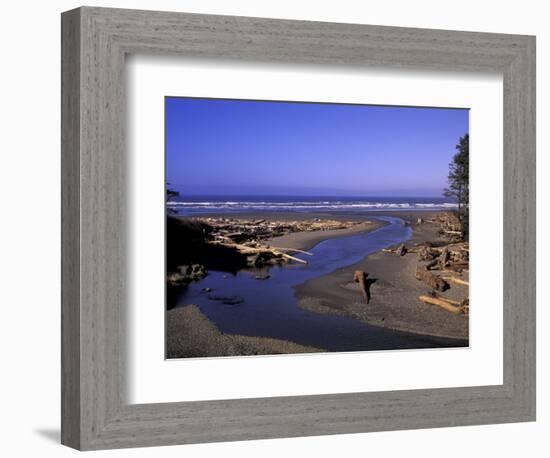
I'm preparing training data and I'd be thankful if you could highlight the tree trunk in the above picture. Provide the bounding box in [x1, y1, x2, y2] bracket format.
[353, 270, 370, 303]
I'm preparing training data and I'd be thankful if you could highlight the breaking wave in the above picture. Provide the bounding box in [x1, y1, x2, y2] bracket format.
[167, 198, 458, 214]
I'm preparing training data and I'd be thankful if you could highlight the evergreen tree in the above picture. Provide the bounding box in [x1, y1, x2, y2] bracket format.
[166, 183, 179, 214]
[443, 134, 469, 238]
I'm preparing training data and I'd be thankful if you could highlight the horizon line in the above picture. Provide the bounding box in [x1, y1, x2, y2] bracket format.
[170, 194, 453, 199]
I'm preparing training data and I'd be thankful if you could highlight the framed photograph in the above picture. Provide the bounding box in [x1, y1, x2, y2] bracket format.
[61, 6, 536, 450]
[164, 98, 471, 359]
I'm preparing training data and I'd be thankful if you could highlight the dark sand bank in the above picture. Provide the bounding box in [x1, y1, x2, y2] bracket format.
[296, 213, 469, 341]
[166, 305, 324, 358]
[166, 216, 248, 273]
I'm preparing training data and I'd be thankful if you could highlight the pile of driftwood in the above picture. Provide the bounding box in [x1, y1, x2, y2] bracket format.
[199, 217, 361, 269]
[382, 213, 470, 314]
[221, 241, 312, 267]
[418, 292, 469, 315]
[202, 217, 359, 242]
[429, 212, 464, 242]
[414, 240, 469, 314]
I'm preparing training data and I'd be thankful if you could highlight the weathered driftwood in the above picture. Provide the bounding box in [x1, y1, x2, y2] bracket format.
[412, 223, 469, 280]
[430, 212, 463, 234]
[202, 216, 362, 245]
[210, 241, 308, 266]
[429, 292, 462, 306]
[274, 250, 308, 264]
[270, 246, 313, 256]
[415, 265, 450, 291]
[353, 270, 370, 304]
[213, 241, 309, 264]
[382, 244, 408, 256]
[417, 245, 439, 261]
[425, 258, 439, 270]
[438, 246, 450, 270]
[443, 276, 469, 286]
[397, 244, 408, 256]
[191, 216, 370, 268]
[418, 295, 465, 314]
[443, 230, 462, 235]
[448, 261, 469, 268]
[443, 265, 465, 274]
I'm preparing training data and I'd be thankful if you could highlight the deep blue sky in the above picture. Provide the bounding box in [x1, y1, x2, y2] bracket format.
[166, 97, 468, 197]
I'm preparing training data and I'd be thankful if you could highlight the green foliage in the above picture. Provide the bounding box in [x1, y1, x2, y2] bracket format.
[443, 134, 469, 239]
[166, 183, 179, 214]
[167, 188, 179, 199]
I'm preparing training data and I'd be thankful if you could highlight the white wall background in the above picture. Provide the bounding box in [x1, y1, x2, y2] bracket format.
[0, 1, 546, 456]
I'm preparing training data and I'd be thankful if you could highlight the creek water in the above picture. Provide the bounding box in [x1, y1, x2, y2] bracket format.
[170, 216, 463, 351]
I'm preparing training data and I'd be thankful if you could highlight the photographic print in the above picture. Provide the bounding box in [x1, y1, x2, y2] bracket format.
[165, 97, 469, 359]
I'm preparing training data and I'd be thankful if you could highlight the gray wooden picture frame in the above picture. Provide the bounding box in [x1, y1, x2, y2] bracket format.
[61, 6, 536, 451]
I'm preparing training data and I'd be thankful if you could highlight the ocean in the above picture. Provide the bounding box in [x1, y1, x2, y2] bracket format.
[166, 195, 457, 216]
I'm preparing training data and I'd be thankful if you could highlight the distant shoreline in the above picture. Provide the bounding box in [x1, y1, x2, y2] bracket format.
[167, 195, 458, 218]
[175, 210, 433, 252]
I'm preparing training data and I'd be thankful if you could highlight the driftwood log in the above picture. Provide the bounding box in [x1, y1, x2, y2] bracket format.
[425, 258, 439, 270]
[418, 295, 466, 314]
[438, 246, 450, 269]
[270, 246, 313, 256]
[382, 243, 408, 256]
[429, 292, 462, 306]
[415, 265, 449, 291]
[443, 276, 470, 286]
[214, 242, 309, 265]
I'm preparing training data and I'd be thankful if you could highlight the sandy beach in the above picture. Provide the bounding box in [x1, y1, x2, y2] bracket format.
[166, 210, 468, 358]
[268, 220, 385, 251]
[295, 212, 469, 341]
[167, 304, 324, 358]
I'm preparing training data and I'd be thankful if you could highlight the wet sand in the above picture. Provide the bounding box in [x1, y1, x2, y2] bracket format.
[295, 212, 469, 341]
[167, 305, 324, 358]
